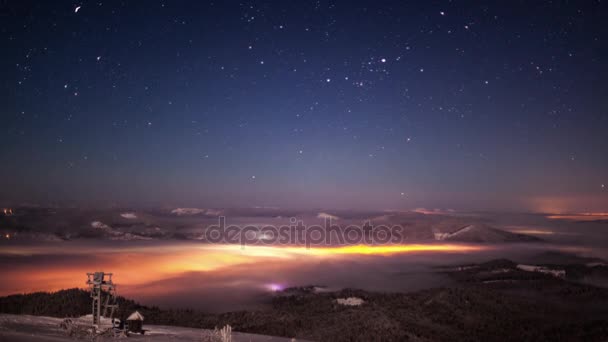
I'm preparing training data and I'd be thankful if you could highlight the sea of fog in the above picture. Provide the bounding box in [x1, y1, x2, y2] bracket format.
[1, 210, 607, 312]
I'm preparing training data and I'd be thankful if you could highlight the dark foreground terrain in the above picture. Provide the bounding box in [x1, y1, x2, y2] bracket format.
[2, 257, 608, 341]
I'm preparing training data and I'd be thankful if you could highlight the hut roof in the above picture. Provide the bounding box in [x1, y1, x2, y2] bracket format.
[126, 311, 144, 321]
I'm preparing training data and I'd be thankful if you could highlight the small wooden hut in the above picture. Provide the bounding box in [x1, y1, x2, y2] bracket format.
[126, 311, 144, 334]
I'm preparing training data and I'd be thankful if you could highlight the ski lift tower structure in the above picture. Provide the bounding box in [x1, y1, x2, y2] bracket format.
[86, 272, 118, 326]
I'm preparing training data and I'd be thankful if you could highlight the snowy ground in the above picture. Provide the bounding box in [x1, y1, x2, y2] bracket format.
[0, 314, 304, 342]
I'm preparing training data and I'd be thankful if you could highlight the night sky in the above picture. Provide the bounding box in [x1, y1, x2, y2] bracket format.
[1, 1, 607, 211]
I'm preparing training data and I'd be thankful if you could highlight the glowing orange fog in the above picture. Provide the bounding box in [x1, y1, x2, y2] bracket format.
[270, 243, 486, 255]
[0, 242, 488, 296]
[547, 213, 608, 221]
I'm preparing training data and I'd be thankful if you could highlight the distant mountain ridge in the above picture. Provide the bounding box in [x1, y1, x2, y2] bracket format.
[1, 207, 543, 243]
[433, 223, 542, 243]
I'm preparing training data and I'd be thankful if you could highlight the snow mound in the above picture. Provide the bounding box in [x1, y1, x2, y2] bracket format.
[120, 212, 137, 219]
[171, 208, 222, 216]
[336, 297, 365, 306]
[91, 221, 111, 229]
[516, 264, 566, 278]
[317, 212, 340, 220]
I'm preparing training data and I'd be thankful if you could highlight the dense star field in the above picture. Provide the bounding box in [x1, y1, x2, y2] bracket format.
[1, 1, 607, 211]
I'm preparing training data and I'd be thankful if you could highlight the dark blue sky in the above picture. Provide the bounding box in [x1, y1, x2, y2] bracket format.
[1, 1, 607, 211]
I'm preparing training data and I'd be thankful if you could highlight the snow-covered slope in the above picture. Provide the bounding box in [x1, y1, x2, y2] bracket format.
[170, 208, 222, 216]
[90, 221, 151, 241]
[434, 224, 541, 243]
[0, 314, 304, 342]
